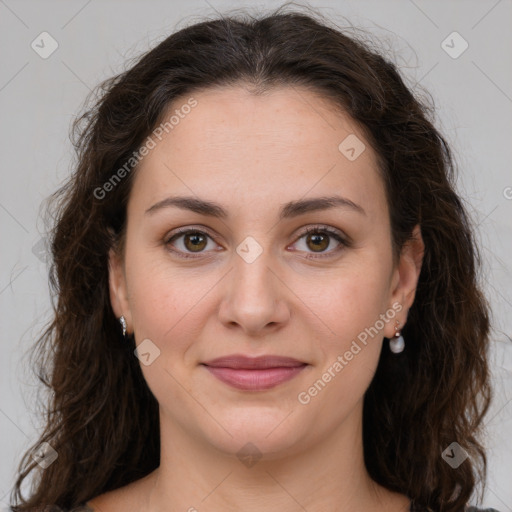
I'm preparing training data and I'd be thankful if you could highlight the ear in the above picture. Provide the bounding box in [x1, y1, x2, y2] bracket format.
[108, 245, 132, 334]
[384, 224, 424, 338]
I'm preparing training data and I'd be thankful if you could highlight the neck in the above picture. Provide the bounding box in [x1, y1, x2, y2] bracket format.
[141, 400, 410, 512]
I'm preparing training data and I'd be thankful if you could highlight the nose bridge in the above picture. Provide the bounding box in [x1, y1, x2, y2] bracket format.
[232, 235, 277, 305]
[218, 234, 289, 333]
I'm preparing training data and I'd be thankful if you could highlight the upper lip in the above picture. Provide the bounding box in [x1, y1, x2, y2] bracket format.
[202, 355, 306, 369]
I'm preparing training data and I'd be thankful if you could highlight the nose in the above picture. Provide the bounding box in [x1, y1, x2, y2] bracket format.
[217, 246, 291, 337]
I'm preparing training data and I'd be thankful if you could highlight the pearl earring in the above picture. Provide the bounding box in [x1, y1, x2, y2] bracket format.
[390, 320, 405, 354]
[119, 315, 127, 338]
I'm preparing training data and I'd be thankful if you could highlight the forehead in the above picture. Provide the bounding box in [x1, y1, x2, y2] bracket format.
[129, 85, 386, 220]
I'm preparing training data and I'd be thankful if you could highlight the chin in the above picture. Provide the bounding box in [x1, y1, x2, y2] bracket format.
[201, 410, 309, 461]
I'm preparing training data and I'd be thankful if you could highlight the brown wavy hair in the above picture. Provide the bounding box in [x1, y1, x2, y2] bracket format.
[10, 3, 493, 511]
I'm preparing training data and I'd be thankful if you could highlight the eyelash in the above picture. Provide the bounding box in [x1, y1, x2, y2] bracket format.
[164, 225, 349, 260]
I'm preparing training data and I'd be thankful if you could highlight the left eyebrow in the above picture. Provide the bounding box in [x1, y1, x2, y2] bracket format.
[279, 195, 366, 219]
[144, 194, 366, 219]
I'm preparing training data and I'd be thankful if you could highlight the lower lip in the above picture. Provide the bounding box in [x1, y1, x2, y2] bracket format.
[203, 365, 307, 391]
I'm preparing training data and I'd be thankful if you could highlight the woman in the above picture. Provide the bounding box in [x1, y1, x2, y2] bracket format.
[9, 5, 501, 512]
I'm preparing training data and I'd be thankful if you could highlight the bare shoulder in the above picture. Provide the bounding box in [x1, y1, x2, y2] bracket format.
[85, 488, 140, 512]
[84, 471, 157, 512]
[83, 488, 126, 512]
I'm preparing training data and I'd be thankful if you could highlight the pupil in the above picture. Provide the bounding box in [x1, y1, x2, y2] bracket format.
[187, 233, 205, 251]
[309, 233, 327, 251]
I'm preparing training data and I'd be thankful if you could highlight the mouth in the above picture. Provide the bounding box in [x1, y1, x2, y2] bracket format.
[201, 354, 309, 391]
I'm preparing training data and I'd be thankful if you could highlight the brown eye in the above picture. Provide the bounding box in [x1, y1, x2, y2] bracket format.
[305, 232, 330, 252]
[165, 229, 217, 258]
[183, 232, 208, 252]
[292, 226, 348, 259]
[165, 225, 348, 260]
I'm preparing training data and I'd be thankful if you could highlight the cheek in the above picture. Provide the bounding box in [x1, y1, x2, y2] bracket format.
[295, 267, 390, 421]
[125, 251, 220, 358]
[126, 264, 210, 404]
[123, 247, 175, 339]
[297, 260, 391, 345]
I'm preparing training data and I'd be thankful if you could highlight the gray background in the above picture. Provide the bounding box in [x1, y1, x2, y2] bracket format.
[1, 0, 511, 510]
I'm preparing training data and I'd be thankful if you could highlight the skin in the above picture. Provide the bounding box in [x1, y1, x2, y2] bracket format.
[91, 85, 424, 512]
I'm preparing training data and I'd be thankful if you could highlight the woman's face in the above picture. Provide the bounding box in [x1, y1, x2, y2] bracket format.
[109, 85, 423, 459]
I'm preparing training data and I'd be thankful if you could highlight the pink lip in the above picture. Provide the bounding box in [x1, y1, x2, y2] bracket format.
[203, 366, 307, 390]
[201, 354, 308, 391]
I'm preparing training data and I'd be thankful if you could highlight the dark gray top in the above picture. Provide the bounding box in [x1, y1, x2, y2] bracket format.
[70, 503, 502, 512]
[12, 501, 502, 511]
[73, 502, 502, 511]
[410, 503, 501, 512]
[465, 508, 501, 512]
